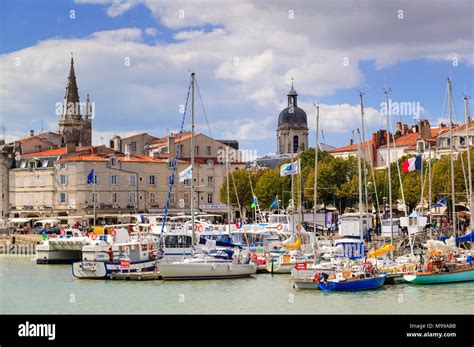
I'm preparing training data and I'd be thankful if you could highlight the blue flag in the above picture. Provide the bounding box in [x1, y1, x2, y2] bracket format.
[433, 197, 446, 208]
[87, 169, 94, 184]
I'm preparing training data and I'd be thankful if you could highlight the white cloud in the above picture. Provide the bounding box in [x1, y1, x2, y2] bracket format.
[2, 0, 473, 153]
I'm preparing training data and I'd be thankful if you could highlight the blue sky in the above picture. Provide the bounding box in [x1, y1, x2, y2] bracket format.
[1, 0, 472, 155]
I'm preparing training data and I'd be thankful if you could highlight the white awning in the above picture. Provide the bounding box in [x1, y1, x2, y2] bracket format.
[34, 219, 60, 225]
[8, 218, 32, 223]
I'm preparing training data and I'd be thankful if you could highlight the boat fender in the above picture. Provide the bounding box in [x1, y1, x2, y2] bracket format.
[91, 234, 97, 241]
[276, 224, 283, 231]
[194, 224, 203, 232]
[251, 253, 258, 263]
[110, 229, 116, 237]
[60, 229, 65, 235]
[148, 251, 155, 259]
[313, 273, 321, 282]
[264, 252, 270, 258]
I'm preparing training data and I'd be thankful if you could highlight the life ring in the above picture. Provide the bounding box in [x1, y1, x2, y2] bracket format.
[313, 273, 321, 282]
[264, 252, 270, 258]
[110, 229, 116, 237]
[60, 229, 65, 235]
[276, 224, 283, 231]
[148, 251, 155, 259]
[91, 234, 97, 240]
[251, 253, 258, 262]
[194, 224, 203, 232]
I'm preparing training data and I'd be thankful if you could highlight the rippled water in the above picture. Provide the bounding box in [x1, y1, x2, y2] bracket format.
[0, 256, 473, 314]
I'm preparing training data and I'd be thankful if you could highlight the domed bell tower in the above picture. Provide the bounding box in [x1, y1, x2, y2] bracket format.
[276, 82, 308, 154]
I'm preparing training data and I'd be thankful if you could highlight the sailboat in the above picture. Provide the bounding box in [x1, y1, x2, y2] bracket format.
[157, 72, 257, 280]
[404, 78, 474, 285]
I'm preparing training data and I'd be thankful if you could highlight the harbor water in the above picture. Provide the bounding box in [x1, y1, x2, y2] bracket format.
[1, 256, 473, 314]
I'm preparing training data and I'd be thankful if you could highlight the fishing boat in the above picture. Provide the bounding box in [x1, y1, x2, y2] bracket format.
[318, 271, 387, 291]
[72, 231, 158, 279]
[403, 261, 474, 284]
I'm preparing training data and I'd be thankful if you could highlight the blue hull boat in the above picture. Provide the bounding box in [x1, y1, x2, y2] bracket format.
[318, 273, 387, 291]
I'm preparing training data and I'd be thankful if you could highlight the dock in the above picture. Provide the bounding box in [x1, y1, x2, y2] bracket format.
[109, 271, 161, 281]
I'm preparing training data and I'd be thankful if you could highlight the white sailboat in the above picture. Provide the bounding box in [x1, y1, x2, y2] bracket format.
[158, 72, 257, 280]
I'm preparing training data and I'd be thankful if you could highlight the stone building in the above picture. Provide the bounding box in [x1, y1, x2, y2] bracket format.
[58, 55, 92, 147]
[277, 83, 309, 154]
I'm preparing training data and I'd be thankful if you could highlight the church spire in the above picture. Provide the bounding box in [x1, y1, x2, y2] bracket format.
[62, 52, 81, 119]
[85, 94, 92, 119]
[287, 78, 298, 107]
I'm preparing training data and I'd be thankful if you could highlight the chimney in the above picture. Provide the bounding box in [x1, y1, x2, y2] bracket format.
[396, 122, 402, 135]
[402, 124, 408, 135]
[439, 122, 446, 128]
[125, 143, 132, 157]
[411, 124, 419, 133]
[66, 143, 76, 154]
[419, 119, 431, 139]
[349, 138, 354, 146]
[167, 134, 177, 156]
[29, 130, 35, 137]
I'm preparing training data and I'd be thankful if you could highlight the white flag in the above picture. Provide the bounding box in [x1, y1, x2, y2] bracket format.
[280, 160, 299, 176]
[179, 165, 193, 182]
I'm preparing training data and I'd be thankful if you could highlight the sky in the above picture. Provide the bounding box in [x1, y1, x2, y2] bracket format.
[0, 0, 473, 156]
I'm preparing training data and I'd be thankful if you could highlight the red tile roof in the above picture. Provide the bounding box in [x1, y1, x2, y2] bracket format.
[328, 140, 373, 153]
[58, 155, 108, 162]
[22, 146, 94, 157]
[118, 155, 167, 163]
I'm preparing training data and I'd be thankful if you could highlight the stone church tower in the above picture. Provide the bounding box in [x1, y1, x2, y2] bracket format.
[58, 55, 92, 147]
[277, 83, 308, 154]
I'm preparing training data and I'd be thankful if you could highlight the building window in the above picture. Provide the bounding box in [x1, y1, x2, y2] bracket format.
[60, 174, 67, 185]
[130, 175, 136, 186]
[131, 142, 137, 152]
[60, 192, 67, 204]
[29, 161, 36, 169]
[293, 135, 299, 153]
[39, 176, 45, 186]
[29, 193, 35, 205]
[150, 192, 156, 204]
[60, 163, 67, 170]
[206, 146, 211, 156]
[110, 157, 117, 167]
[460, 136, 466, 147]
[41, 160, 49, 168]
[170, 193, 175, 204]
[91, 192, 98, 203]
[208, 176, 214, 187]
[128, 192, 136, 204]
[29, 176, 35, 186]
[110, 175, 118, 185]
[94, 175, 100, 184]
[207, 159, 214, 168]
[20, 161, 26, 169]
[112, 192, 119, 204]
[184, 192, 190, 205]
[207, 193, 213, 204]
[149, 175, 156, 185]
[194, 146, 199, 155]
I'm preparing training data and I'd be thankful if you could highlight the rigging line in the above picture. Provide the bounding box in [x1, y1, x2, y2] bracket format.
[194, 78, 213, 139]
[229, 165, 250, 251]
[159, 79, 192, 243]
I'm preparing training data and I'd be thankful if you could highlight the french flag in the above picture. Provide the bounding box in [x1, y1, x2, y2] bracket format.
[402, 155, 422, 174]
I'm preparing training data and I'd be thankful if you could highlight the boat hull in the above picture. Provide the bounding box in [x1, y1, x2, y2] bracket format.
[158, 261, 257, 280]
[404, 269, 474, 284]
[72, 260, 156, 279]
[36, 249, 82, 264]
[318, 274, 387, 291]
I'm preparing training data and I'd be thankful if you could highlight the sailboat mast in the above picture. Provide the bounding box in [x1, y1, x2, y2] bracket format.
[290, 128, 295, 234]
[359, 93, 370, 237]
[191, 72, 196, 255]
[428, 142, 432, 238]
[357, 129, 364, 244]
[226, 148, 231, 232]
[314, 104, 319, 234]
[464, 95, 473, 227]
[384, 89, 394, 248]
[447, 78, 456, 240]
